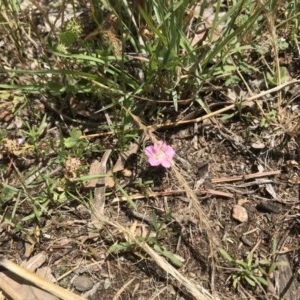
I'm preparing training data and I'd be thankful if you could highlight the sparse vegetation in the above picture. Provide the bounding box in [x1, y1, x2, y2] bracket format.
[0, 0, 300, 299]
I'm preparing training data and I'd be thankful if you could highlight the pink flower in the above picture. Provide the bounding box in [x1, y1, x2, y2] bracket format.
[145, 141, 175, 168]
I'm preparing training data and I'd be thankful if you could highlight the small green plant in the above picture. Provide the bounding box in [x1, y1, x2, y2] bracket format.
[58, 19, 83, 50]
[260, 109, 277, 128]
[237, 106, 277, 129]
[109, 212, 183, 267]
[63, 128, 85, 149]
[266, 66, 290, 86]
[0, 184, 19, 204]
[220, 238, 286, 289]
[220, 248, 269, 288]
[22, 114, 47, 151]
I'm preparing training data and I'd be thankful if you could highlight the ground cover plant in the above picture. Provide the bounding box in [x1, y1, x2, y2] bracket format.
[0, 0, 300, 299]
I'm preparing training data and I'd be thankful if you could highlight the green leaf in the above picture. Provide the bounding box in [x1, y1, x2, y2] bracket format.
[236, 259, 249, 269]
[70, 128, 82, 139]
[258, 266, 268, 276]
[279, 66, 290, 82]
[219, 248, 233, 262]
[254, 276, 268, 286]
[108, 242, 134, 253]
[269, 260, 289, 274]
[153, 244, 184, 267]
[151, 213, 159, 231]
[64, 129, 82, 148]
[247, 251, 254, 267]
[221, 112, 236, 121]
[244, 276, 256, 287]
[1, 184, 18, 203]
[271, 236, 278, 255]
[71, 174, 108, 182]
[116, 183, 137, 210]
[232, 275, 240, 288]
[59, 31, 78, 45]
[259, 259, 271, 265]
[225, 75, 240, 87]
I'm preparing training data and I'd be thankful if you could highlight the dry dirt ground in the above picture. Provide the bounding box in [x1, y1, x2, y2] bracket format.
[0, 98, 300, 299]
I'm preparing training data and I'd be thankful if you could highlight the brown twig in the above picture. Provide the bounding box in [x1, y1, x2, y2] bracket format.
[211, 170, 281, 184]
[112, 188, 233, 202]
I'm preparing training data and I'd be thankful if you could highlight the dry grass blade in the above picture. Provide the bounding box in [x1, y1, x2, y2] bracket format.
[153, 80, 300, 130]
[172, 166, 218, 250]
[0, 257, 86, 300]
[112, 278, 135, 300]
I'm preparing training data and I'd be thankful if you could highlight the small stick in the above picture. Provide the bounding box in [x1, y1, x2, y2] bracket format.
[211, 170, 281, 184]
[0, 257, 86, 300]
[112, 188, 234, 202]
[112, 278, 135, 300]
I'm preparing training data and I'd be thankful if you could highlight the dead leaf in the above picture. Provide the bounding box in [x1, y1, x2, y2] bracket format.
[265, 183, 277, 199]
[123, 221, 138, 243]
[194, 162, 209, 189]
[19, 267, 59, 300]
[105, 176, 115, 189]
[20, 283, 59, 300]
[251, 141, 266, 149]
[36, 267, 56, 283]
[106, 143, 139, 188]
[24, 241, 36, 258]
[194, 7, 226, 43]
[0, 101, 14, 123]
[19, 254, 59, 300]
[0, 272, 22, 298]
[89, 150, 111, 233]
[275, 254, 299, 300]
[232, 205, 248, 223]
[112, 143, 139, 173]
[85, 160, 102, 188]
[21, 252, 47, 271]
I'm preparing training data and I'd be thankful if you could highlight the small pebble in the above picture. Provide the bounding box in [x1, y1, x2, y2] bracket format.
[122, 169, 132, 177]
[232, 205, 248, 223]
[72, 275, 94, 292]
[251, 142, 265, 149]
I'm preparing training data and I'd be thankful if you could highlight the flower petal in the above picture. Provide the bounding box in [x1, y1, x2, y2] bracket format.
[145, 141, 175, 168]
[148, 157, 161, 166]
[166, 146, 175, 157]
[145, 145, 155, 157]
[160, 159, 172, 168]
